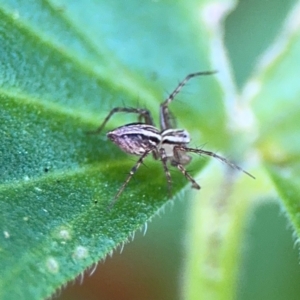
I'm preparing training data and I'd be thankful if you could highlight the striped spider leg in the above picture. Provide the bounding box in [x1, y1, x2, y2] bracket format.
[91, 71, 254, 207]
[159, 71, 217, 130]
[87, 107, 155, 134]
[106, 123, 161, 208]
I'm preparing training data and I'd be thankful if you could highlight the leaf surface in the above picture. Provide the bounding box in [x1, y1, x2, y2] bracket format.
[0, 0, 226, 299]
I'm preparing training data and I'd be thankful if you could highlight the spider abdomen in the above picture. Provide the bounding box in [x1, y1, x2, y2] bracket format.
[107, 123, 161, 155]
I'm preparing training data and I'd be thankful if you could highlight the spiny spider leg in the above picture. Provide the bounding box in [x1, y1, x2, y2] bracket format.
[88, 71, 254, 207]
[175, 146, 255, 179]
[108, 148, 154, 209]
[88, 107, 154, 134]
[173, 146, 200, 189]
[159, 148, 172, 198]
[160, 71, 217, 130]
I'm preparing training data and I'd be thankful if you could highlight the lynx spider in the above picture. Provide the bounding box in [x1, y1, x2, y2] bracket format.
[91, 71, 254, 207]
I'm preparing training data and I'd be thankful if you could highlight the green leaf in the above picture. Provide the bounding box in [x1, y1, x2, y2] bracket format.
[4, 0, 298, 299]
[267, 164, 300, 236]
[250, 2, 300, 234]
[252, 12, 300, 164]
[183, 1, 300, 300]
[0, 0, 228, 299]
[183, 163, 274, 300]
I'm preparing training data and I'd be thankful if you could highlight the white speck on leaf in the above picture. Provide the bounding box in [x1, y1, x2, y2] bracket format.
[46, 257, 59, 273]
[58, 228, 71, 240]
[73, 246, 88, 260]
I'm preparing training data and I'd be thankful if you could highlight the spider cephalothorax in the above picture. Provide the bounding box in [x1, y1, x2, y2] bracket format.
[91, 71, 254, 206]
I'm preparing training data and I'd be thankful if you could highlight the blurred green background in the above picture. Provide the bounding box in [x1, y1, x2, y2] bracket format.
[58, 0, 300, 299]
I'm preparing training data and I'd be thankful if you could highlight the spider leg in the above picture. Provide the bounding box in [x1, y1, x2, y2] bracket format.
[175, 146, 255, 179]
[159, 148, 172, 198]
[173, 146, 200, 189]
[160, 71, 216, 130]
[88, 107, 155, 134]
[108, 149, 153, 209]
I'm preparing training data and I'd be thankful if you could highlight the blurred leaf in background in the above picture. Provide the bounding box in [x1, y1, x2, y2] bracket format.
[1, 0, 300, 299]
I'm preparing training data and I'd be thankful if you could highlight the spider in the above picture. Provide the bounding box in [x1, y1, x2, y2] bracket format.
[90, 71, 254, 207]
